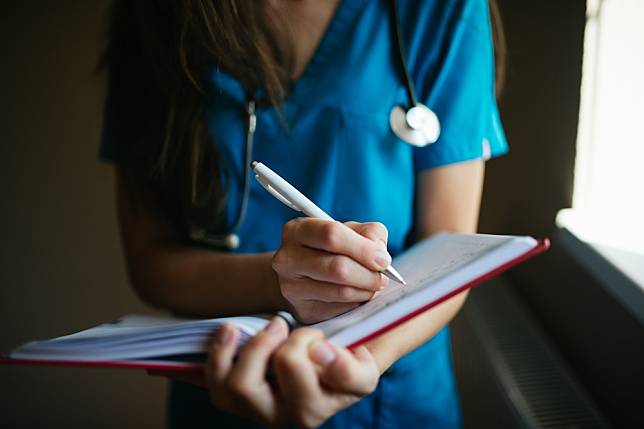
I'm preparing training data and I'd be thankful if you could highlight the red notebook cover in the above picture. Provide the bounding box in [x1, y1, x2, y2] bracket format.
[0, 238, 549, 373]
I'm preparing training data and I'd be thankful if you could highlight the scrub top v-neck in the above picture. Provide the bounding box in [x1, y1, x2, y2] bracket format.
[101, 0, 508, 428]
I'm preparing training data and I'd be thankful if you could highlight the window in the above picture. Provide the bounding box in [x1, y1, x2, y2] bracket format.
[559, 0, 644, 257]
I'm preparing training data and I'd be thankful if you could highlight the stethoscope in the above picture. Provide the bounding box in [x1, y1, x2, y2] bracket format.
[190, 0, 441, 250]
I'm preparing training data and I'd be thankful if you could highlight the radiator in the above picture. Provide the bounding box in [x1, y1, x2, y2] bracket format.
[452, 279, 611, 428]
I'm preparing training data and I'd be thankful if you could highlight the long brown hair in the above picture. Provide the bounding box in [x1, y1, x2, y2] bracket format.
[101, 0, 505, 236]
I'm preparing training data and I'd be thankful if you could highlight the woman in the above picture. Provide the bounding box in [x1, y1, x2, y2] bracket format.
[101, 0, 507, 427]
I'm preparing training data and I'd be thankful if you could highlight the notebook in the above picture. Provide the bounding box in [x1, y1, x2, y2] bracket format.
[1, 232, 548, 372]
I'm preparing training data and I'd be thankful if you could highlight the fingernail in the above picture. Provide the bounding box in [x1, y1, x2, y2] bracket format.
[377, 275, 389, 290]
[217, 325, 231, 345]
[264, 317, 283, 335]
[310, 340, 337, 366]
[374, 249, 392, 269]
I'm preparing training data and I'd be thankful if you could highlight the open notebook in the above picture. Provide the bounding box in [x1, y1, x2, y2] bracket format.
[2, 232, 548, 371]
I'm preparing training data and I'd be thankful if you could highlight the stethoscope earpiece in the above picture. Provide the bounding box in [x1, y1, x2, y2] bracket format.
[389, 103, 440, 147]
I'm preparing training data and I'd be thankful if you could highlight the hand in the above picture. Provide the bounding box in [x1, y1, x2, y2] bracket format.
[273, 219, 392, 323]
[207, 317, 379, 428]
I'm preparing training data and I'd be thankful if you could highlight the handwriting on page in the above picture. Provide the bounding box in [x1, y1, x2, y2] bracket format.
[413, 243, 492, 284]
[314, 233, 509, 337]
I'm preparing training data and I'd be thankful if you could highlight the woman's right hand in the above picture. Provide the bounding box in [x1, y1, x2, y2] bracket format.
[272, 218, 392, 324]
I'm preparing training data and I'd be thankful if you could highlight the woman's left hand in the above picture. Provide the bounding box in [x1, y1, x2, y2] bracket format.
[152, 317, 380, 428]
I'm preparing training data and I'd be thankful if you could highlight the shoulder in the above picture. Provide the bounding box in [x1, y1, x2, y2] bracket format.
[393, 0, 494, 80]
[397, 0, 490, 23]
[396, 0, 492, 41]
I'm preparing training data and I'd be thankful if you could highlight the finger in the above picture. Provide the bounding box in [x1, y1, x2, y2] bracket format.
[280, 265, 379, 302]
[210, 320, 287, 426]
[344, 221, 388, 247]
[146, 369, 207, 388]
[309, 342, 379, 396]
[206, 324, 240, 387]
[229, 317, 289, 387]
[280, 245, 388, 291]
[273, 328, 325, 399]
[283, 278, 376, 303]
[289, 300, 362, 324]
[284, 218, 392, 272]
[272, 328, 330, 428]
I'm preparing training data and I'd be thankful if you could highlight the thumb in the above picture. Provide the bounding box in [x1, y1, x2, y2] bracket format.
[309, 341, 379, 396]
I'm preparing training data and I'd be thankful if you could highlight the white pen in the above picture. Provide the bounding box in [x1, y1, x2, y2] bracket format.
[252, 161, 407, 286]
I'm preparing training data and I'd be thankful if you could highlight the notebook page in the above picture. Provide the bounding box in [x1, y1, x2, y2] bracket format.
[10, 315, 271, 361]
[313, 233, 535, 344]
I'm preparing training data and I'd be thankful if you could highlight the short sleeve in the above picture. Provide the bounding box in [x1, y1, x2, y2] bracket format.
[411, 0, 508, 171]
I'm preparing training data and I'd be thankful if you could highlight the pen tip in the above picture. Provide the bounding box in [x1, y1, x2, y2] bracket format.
[385, 266, 407, 286]
[251, 161, 258, 169]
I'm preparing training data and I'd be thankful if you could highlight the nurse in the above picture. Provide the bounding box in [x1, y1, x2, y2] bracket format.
[101, 0, 507, 427]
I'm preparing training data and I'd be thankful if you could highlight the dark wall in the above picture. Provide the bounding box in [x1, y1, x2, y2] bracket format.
[479, 0, 585, 237]
[0, 2, 166, 428]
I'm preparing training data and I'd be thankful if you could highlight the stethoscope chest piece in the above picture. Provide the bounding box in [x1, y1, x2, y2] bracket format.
[389, 103, 441, 147]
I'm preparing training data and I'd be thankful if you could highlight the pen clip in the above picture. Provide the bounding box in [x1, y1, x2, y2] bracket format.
[255, 175, 301, 212]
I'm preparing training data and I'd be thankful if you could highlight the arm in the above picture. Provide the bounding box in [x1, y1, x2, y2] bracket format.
[116, 168, 388, 319]
[363, 159, 485, 373]
[116, 169, 285, 317]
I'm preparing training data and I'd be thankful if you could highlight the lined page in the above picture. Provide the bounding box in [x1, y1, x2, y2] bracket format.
[313, 232, 536, 345]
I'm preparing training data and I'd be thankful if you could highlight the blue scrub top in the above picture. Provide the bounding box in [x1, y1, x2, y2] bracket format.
[206, 0, 507, 260]
[102, 0, 507, 427]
